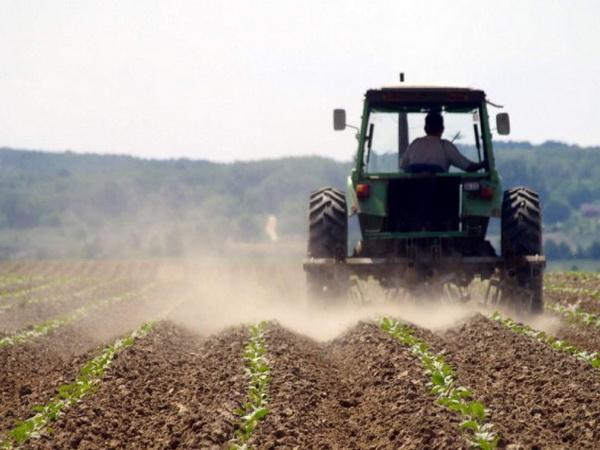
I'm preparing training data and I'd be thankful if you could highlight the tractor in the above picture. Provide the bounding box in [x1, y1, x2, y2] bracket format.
[303, 85, 545, 313]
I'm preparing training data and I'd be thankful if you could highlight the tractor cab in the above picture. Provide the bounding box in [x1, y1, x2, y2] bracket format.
[335, 87, 509, 254]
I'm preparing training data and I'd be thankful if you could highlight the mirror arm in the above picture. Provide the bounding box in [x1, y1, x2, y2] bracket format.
[345, 124, 360, 140]
[486, 99, 504, 108]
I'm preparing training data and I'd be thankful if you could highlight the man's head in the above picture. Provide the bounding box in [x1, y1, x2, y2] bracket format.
[424, 112, 444, 136]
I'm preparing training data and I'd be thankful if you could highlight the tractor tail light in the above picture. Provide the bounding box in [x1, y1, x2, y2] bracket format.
[480, 186, 494, 200]
[356, 183, 370, 199]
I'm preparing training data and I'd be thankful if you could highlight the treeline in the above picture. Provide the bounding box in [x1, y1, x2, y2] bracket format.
[0, 140, 598, 259]
[545, 241, 600, 260]
[492, 141, 600, 224]
[0, 148, 350, 258]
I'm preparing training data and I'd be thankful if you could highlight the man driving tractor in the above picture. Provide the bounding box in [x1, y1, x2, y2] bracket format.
[400, 111, 485, 173]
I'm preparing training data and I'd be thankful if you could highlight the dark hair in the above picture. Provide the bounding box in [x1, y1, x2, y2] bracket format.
[425, 112, 444, 135]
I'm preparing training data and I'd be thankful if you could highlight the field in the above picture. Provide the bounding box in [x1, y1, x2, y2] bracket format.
[1, 260, 599, 449]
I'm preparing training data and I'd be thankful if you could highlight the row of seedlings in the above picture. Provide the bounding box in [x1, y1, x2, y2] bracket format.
[0, 278, 119, 314]
[544, 285, 600, 302]
[491, 312, 600, 369]
[0, 322, 156, 449]
[380, 317, 499, 450]
[0, 275, 48, 291]
[545, 302, 600, 327]
[0, 277, 79, 303]
[229, 321, 271, 450]
[0, 283, 156, 349]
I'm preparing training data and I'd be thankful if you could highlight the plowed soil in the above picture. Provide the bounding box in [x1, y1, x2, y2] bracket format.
[29, 322, 247, 450]
[545, 273, 600, 314]
[1, 261, 599, 449]
[248, 323, 465, 449]
[0, 278, 141, 333]
[546, 290, 600, 315]
[0, 279, 174, 432]
[417, 315, 600, 449]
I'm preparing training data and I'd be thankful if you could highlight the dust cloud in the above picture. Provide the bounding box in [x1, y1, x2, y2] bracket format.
[512, 309, 562, 335]
[164, 258, 480, 341]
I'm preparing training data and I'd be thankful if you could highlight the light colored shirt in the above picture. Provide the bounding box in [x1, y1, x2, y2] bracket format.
[400, 136, 474, 172]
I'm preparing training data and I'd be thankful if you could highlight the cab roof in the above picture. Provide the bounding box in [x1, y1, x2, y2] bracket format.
[366, 86, 486, 107]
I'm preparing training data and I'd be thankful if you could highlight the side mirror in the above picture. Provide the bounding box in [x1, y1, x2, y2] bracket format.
[496, 113, 510, 135]
[333, 109, 346, 131]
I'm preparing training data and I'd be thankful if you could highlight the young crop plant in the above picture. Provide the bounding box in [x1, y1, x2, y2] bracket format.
[546, 302, 600, 327]
[229, 322, 271, 450]
[544, 285, 600, 302]
[0, 279, 111, 314]
[491, 312, 600, 369]
[0, 317, 67, 348]
[546, 272, 600, 285]
[0, 275, 40, 291]
[380, 317, 499, 450]
[0, 277, 76, 302]
[0, 284, 154, 348]
[0, 322, 156, 449]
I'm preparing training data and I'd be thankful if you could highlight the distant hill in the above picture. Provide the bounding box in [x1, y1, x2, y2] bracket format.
[0, 142, 598, 259]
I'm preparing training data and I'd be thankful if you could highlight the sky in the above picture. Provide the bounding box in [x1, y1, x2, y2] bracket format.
[1, 0, 599, 161]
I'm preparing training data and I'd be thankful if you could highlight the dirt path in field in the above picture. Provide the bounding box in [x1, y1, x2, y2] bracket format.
[28, 322, 247, 450]
[417, 314, 600, 449]
[248, 322, 465, 449]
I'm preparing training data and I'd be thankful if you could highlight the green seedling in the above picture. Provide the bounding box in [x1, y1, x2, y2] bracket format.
[0, 277, 77, 302]
[0, 322, 155, 449]
[544, 285, 600, 302]
[0, 283, 155, 348]
[491, 312, 600, 369]
[546, 302, 600, 327]
[229, 322, 271, 450]
[380, 317, 499, 450]
[0, 279, 113, 314]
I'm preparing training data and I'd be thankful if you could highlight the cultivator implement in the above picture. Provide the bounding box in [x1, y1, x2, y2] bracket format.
[305, 254, 545, 309]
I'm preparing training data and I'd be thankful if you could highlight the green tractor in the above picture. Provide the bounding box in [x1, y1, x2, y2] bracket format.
[304, 85, 545, 313]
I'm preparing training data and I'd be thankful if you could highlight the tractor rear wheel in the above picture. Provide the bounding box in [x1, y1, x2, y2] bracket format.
[308, 187, 347, 259]
[306, 187, 348, 303]
[501, 187, 544, 313]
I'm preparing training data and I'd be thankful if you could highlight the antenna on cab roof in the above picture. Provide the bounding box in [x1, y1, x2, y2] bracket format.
[399, 72, 405, 83]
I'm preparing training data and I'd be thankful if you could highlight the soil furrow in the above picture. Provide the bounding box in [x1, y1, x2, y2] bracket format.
[28, 322, 247, 450]
[421, 314, 600, 449]
[545, 290, 600, 315]
[329, 322, 467, 450]
[248, 322, 466, 449]
[0, 282, 175, 433]
[0, 328, 102, 432]
[555, 322, 600, 354]
[247, 324, 352, 449]
[546, 273, 600, 293]
[0, 279, 140, 333]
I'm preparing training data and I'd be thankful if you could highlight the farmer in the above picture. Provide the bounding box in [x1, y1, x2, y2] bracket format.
[400, 111, 485, 173]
